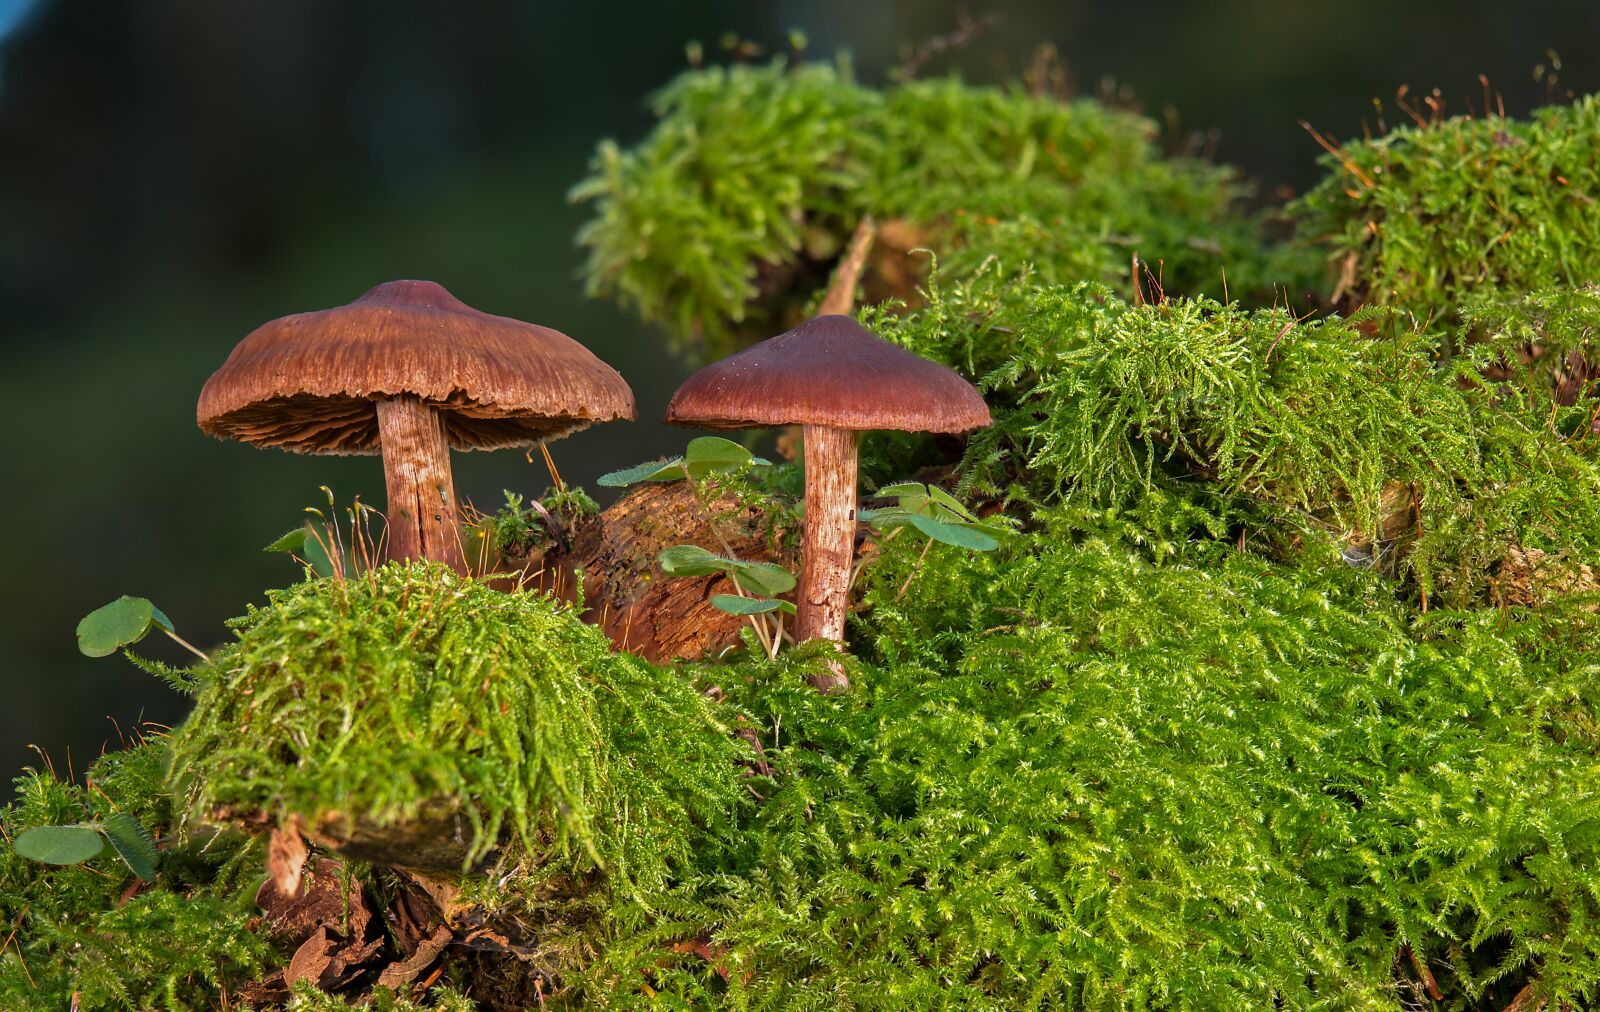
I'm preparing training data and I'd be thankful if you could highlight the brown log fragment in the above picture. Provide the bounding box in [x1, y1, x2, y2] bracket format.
[305, 803, 483, 871]
[544, 481, 795, 663]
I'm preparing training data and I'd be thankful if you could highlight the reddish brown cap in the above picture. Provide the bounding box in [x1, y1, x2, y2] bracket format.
[197, 280, 635, 454]
[666, 315, 990, 433]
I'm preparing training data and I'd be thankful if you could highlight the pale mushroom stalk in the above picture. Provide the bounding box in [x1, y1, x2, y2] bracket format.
[666, 312, 990, 694]
[795, 424, 858, 644]
[375, 394, 462, 571]
[797, 216, 874, 647]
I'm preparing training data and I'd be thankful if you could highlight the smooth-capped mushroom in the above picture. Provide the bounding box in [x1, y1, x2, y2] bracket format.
[666, 314, 990, 685]
[198, 280, 635, 572]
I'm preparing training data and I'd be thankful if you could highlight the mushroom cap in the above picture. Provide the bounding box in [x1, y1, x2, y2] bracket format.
[197, 280, 636, 455]
[666, 314, 991, 433]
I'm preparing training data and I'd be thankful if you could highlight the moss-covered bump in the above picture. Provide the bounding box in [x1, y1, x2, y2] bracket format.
[572, 57, 1312, 356]
[1292, 95, 1600, 330]
[169, 562, 747, 882]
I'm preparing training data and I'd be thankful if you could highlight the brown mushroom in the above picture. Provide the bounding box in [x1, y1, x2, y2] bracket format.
[666, 314, 989, 686]
[198, 280, 635, 572]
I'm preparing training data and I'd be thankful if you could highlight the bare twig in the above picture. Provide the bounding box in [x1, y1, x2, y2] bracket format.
[894, 537, 935, 601]
[819, 216, 878, 316]
[891, 12, 999, 81]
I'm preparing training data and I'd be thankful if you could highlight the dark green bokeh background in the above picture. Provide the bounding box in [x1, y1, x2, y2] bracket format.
[1, 1, 1595, 778]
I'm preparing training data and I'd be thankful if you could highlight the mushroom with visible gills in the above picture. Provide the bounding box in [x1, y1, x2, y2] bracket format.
[666, 314, 990, 687]
[197, 280, 635, 572]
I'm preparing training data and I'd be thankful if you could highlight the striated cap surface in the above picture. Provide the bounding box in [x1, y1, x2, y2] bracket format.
[197, 280, 635, 454]
[666, 315, 990, 433]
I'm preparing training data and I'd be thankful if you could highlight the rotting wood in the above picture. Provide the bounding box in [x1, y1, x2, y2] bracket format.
[538, 481, 796, 663]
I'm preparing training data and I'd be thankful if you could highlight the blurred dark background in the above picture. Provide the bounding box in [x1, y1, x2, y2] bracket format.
[2, 0, 1596, 780]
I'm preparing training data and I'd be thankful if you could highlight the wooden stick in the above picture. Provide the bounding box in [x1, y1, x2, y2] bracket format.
[818, 216, 877, 316]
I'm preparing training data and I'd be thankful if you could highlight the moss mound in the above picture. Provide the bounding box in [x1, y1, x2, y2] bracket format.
[1291, 95, 1600, 329]
[568, 520, 1600, 1009]
[868, 270, 1600, 608]
[172, 562, 747, 885]
[572, 57, 1312, 356]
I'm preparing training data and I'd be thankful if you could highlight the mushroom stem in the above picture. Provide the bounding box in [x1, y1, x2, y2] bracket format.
[376, 395, 464, 573]
[797, 424, 857, 691]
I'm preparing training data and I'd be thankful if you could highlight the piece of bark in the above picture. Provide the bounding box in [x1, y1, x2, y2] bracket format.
[255, 857, 372, 945]
[377, 925, 453, 988]
[285, 927, 335, 989]
[306, 803, 485, 871]
[546, 481, 796, 663]
[268, 822, 309, 897]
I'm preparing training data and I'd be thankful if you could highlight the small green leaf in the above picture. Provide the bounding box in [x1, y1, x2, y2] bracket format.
[711, 594, 792, 616]
[264, 528, 309, 553]
[728, 560, 797, 597]
[266, 525, 336, 578]
[13, 825, 105, 865]
[876, 481, 926, 498]
[907, 513, 999, 551]
[148, 605, 175, 635]
[685, 435, 751, 465]
[927, 485, 980, 523]
[597, 457, 686, 487]
[893, 487, 935, 517]
[302, 532, 336, 579]
[861, 507, 915, 530]
[684, 436, 770, 477]
[658, 545, 731, 577]
[77, 597, 158, 657]
[102, 813, 160, 881]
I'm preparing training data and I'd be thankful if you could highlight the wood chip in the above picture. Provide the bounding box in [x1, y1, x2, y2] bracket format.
[267, 822, 309, 897]
[376, 925, 453, 988]
[284, 927, 334, 989]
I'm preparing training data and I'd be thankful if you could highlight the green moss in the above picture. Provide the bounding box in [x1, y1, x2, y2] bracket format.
[0, 742, 269, 1009]
[17, 62, 1600, 1012]
[572, 57, 1313, 357]
[170, 562, 748, 891]
[1291, 95, 1600, 332]
[563, 520, 1600, 1009]
[862, 265, 1600, 607]
[284, 980, 478, 1010]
